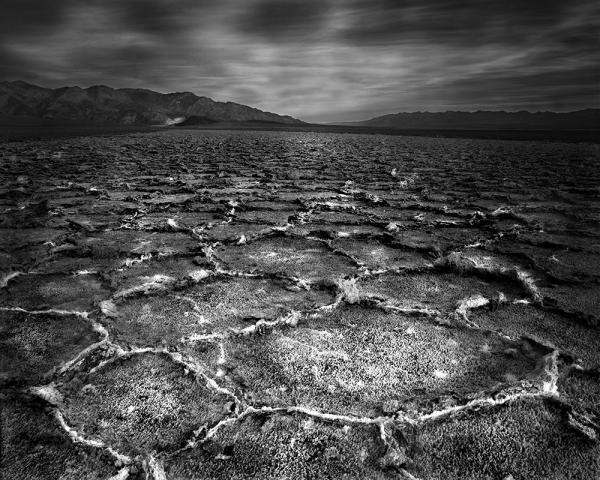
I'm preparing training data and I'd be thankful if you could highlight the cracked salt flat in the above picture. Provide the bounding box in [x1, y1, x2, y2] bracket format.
[212, 304, 547, 417]
[1, 130, 599, 479]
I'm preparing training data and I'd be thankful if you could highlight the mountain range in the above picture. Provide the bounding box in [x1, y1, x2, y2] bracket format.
[0, 80, 303, 125]
[345, 109, 599, 130]
[1, 80, 598, 131]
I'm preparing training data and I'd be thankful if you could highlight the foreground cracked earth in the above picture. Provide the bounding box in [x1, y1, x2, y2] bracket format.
[1, 130, 599, 479]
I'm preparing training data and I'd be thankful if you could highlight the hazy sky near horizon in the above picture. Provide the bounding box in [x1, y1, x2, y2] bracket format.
[1, 0, 598, 122]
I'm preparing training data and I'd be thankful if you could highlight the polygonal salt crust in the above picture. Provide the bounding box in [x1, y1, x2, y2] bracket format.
[308, 211, 371, 225]
[60, 352, 234, 456]
[434, 226, 496, 245]
[487, 239, 577, 277]
[540, 283, 600, 325]
[518, 231, 600, 252]
[452, 249, 534, 273]
[412, 211, 468, 224]
[274, 191, 338, 202]
[244, 201, 301, 211]
[108, 256, 204, 292]
[76, 231, 202, 257]
[130, 212, 219, 229]
[142, 193, 197, 206]
[3, 128, 600, 477]
[66, 201, 126, 217]
[0, 228, 68, 250]
[536, 250, 600, 281]
[166, 413, 395, 480]
[0, 310, 102, 385]
[490, 239, 600, 282]
[215, 236, 358, 281]
[517, 210, 582, 232]
[386, 229, 444, 253]
[33, 254, 121, 275]
[172, 212, 223, 226]
[394, 227, 491, 253]
[219, 305, 543, 417]
[54, 214, 124, 230]
[471, 303, 600, 367]
[204, 223, 273, 243]
[405, 398, 600, 480]
[310, 200, 365, 212]
[104, 189, 156, 201]
[235, 209, 296, 225]
[359, 205, 415, 221]
[0, 227, 67, 251]
[489, 216, 528, 232]
[0, 246, 50, 272]
[558, 368, 600, 414]
[0, 393, 119, 480]
[108, 276, 334, 346]
[0, 272, 109, 311]
[199, 186, 258, 196]
[331, 238, 433, 270]
[287, 223, 385, 238]
[0, 228, 64, 269]
[358, 271, 527, 312]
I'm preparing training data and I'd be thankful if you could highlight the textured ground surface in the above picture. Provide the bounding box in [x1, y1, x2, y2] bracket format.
[1, 129, 599, 479]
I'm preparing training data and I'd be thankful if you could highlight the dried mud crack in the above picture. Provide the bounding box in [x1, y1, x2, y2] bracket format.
[1, 130, 599, 479]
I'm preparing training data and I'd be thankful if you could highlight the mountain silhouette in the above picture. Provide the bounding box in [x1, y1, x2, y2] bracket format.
[344, 109, 599, 130]
[0, 80, 303, 125]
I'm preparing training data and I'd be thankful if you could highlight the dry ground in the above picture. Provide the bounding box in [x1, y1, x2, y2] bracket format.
[1, 129, 599, 479]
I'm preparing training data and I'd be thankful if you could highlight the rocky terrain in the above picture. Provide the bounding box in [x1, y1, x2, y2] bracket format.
[1, 129, 599, 479]
[0, 81, 303, 125]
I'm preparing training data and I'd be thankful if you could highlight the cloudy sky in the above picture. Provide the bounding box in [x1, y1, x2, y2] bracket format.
[1, 0, 598, 122]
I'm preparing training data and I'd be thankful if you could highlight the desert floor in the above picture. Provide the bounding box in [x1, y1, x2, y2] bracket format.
[1, 129, 599, 479]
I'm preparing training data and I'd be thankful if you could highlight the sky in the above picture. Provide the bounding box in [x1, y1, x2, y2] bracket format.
[1, 0, 598, 122]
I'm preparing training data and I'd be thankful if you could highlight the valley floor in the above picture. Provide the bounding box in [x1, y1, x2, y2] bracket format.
[1, 130, 599, 479]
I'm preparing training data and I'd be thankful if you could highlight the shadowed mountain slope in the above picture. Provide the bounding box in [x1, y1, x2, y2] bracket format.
[345, 109, 599, 130]
[0, 80, 303, 125]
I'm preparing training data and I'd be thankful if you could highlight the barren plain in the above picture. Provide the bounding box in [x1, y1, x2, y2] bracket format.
[1, 129, 599, 479]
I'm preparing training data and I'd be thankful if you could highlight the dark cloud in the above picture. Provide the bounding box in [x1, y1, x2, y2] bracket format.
[339, 0, 577, 46]
[410, 65, 600, 111]
[104, 0, 220, 36]
[0, 0, 598, 122]
[0, 0, 74, 37]
[236, 0, 333, 40]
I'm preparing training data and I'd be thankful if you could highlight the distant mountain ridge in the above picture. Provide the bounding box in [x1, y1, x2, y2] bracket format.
[345, 110, 599, 130]
[0, 80, 303, 125]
